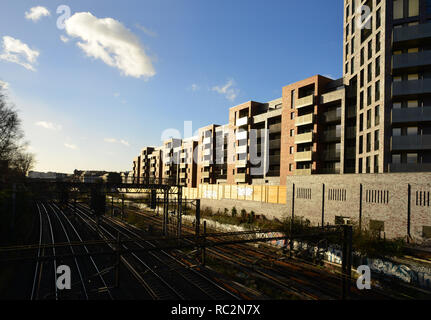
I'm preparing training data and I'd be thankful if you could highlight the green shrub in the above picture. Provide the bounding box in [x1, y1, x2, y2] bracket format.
[231, 207, 237, 217]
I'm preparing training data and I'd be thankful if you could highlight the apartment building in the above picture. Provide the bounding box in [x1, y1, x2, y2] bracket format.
[132, 156, 141, 183]
[131, 0, 431, 186]
[197, 124, 220, 185]
[179, 137, 198, 187]
[149, 147, 163, 183]
[344, 0, 431, 173]
[140, 147, 155, 182]
[163, 138, 182, 184]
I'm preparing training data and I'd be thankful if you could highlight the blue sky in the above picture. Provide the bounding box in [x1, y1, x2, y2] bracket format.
[0, 0, 343, 173]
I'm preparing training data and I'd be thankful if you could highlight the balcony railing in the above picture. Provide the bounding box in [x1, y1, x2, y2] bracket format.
[236, 145, 247, 154]
[393, 79, 431, 97]
[236, 117, 248, 127]
[392, 135, 431, 151]
[236, 160, 247, 168]
[389, 163, 431, 173]
[295, 114, 314, 127]
[323, 130, 342, 142]
[295, 168, 312, 176]
[296, 95, 314, 109]
[269, 139, 281, 149]
[392, 107, 431, 124]
[393, 51, 431, 71]
[202, 172, 210, 178]
[294, 151, 313, 162]
[235, 173, 247, 183]
[295, 132, 313, 144]
[236, 130, 248, 141]
[393, 23, 431, 47]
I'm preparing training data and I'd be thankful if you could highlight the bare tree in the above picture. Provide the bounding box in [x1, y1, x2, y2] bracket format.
[0, 88, 24, 162]
[0, 86, 35, 176]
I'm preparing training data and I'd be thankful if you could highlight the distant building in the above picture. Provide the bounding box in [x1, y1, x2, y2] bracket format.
[28, 171, 69, 181]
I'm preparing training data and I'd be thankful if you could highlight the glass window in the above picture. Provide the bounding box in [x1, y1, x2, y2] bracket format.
[408, 100, 419, 108]
[393, 102, 402, 109]
[375, 56, 380, 76]
[393, 128, 402, 136]
[375, 106, 380, 125]
[409, 0, 419, 17]
[408, 74, 419, 80]
[392, 154, 401, 164]
[407, 127, 418, 135]
[375, 80, 380, 102]
[375, 130, 380, 150]
[407, 153, 418, 164]
[393, 76, 402, 82]
[376, 32, 381, 53]
[393, 0, 404, 19]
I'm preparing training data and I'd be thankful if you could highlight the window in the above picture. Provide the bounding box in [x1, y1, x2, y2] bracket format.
[360, 91, 364, 109]
[375, 106, 380, 126]
[392, 154, 401, 163]
[351, 57, 355, 74]
[367, 133, 371, 153]
[407, 153, 418, 164]
[394, 0, 404, 19]
[367, 110, 372, 129]
[368, 63, 372, 82]
[367, 86, 372, 106]
[393, 128, 402, 136]
[361, 48, 364, 66]
[346, 24, 350, 40]
[359, 136, 364, 154]
[407, 127, 418, 136]
[360, 114, 364, 131]
[360, 69, 364, 87]
[409, 0, 419, 17]
[290, 147, 294, 155]
[375, 130, 380, 150]
[375, 80, 380, 102]
[345, 62, 349, 74]
[375, 56, 380, 77]
[408, 74, 419, 80]
[374, 155, 379, 173]
[393, 75, 402, 82]
[351, 37, 355, 54]
[291, 90, 295, 108]
[408, 100, 419, 108]
[359, 158, 363, 173]
[368, 40, 372, 59]
[289, 164, 294, 171]
[290, 129, 295, 137]
[376, 8, 381, 28]
[291, 112, 295, 120]
[366, 156, 371, 173]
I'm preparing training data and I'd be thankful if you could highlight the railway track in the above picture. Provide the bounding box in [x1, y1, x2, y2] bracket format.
[70, 203, 239, 300]
[115, 203, 402, 300]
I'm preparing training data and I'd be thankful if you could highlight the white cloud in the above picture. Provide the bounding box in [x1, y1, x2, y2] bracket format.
[0, 80, 9, 90]
[0, 36, 39, 71]
[212, 79, 239, 102]
[113, 92, 120, 98]
[190, 84, 199, 92]
[104, 138, 130, 147]
[64, 143, 78, 150]
[135, 24, 158, 38]
[60, 35, 70, 43]
[25, 6, 51, 22]
[64, 12, 156, 79]
[35, 121, 62, 131]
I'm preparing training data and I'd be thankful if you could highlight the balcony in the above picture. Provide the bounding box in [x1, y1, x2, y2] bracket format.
[295, 132, 313, 144]
[236, 130, 248, 141]
[180, 163, 187, 169]
[269, 123, 282, 133]
[203, 137, 211, 145]
[236, 117, 248, 127]
[323, 109, 342, 123]
[236, 160, 247, 168]
[393, 23, 431, 47]
[323, 130, 342, 142]
[180, 173, 187, 179]
[391, 135, 431, 151]
[322, 151, 341, 162]
[202, 160, 211, 167]
[296, 95, 314, 109]
[389, 163, 431, 173]
[392, 79, 431, 97]
[393, 51, 431, 72]
[294, 151, 313, 162]
[295, 168, 312, 176]
[345, 147, 356, 159]
[203, 148, 211, 156]
[346, 127, 356, 139]
[269, 155, 280, 164]
[392, 107, 431, 124]
[295, 114, 314, 127]
[236, 145, 247, 154]
[269, 139, 281, 149]
[202, 171, 210, 178]
[235, 173, 247, 183]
